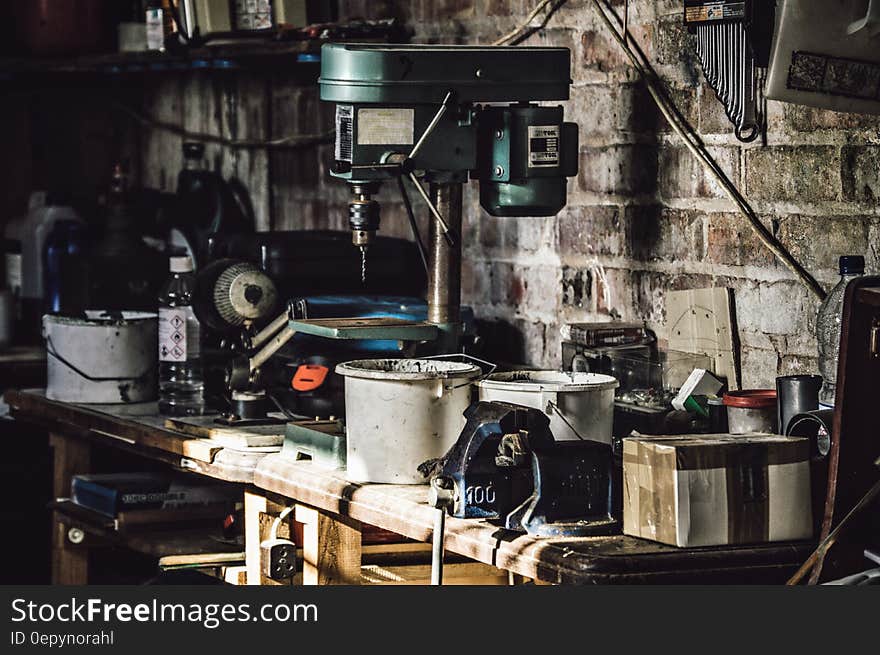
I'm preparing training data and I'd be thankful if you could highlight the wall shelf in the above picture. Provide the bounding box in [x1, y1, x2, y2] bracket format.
[0, 40, 325, 84]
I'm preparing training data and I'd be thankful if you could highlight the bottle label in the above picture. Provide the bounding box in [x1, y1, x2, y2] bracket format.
[159, 306, 199, 362]
[5, 253, 21, 296]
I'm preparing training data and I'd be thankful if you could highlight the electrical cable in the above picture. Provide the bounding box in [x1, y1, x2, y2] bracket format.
[492, 0, 567, 46]
[271, 505, 295, 540]
[112, 101, 334, 150]
[590, 0, 826, 301]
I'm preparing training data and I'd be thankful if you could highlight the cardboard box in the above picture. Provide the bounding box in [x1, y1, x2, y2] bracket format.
[623, 434, 813, 547]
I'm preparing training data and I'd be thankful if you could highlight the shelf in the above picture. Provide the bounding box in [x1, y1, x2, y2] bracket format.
[0, 40, 324, 82]
[51, 499, 242, 559]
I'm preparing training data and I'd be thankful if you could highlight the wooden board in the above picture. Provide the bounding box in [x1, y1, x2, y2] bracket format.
[254, 455, 814, 585]
[6, 390, 271, 483]
[666, 287, 740, 390]
[164, 416, 285, 450]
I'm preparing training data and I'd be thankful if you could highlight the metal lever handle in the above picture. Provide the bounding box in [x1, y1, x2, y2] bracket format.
[408, 172, 456, 246]
[428, 477, 455, 586]
[408, 90, 454, 161]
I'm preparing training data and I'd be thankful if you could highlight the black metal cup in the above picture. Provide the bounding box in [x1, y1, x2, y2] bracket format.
[776, 375, 822, 435]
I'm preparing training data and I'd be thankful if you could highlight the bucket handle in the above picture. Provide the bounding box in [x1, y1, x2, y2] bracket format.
[46, 335, 154, 383]
[419, 353, 497, 389]
[544, 398, 588, 442]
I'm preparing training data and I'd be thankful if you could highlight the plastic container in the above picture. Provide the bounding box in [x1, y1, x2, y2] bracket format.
[44, 311, 158, 404]
[723, 390, 777, 434]
[335, 358, 482, 484]
[476, 371, 618, 443]
[817, 255, 865, 406]
[158, 256, 205, 416]
[776, 374, 822, 435]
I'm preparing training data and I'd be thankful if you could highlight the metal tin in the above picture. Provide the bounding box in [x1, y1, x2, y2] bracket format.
[44, 311, 158, 404]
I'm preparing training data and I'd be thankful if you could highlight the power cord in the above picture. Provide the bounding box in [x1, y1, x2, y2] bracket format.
[492, 0, 568, 46]
[270, 505, 295, 541]
[113, 101, 334, 150]
[590, 0, 826, 301]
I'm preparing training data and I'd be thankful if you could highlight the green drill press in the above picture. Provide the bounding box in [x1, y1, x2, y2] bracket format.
[318, 42, 579, 353]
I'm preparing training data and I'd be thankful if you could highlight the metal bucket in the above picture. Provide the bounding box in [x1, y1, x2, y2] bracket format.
[43, 311, 158, 404]
[335, 358, 482, 484]
[476, 370, 618, 443]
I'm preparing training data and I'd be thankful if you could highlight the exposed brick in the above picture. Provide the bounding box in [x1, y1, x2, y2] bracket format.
[581, 25, 651, 76]
[579, 144, 658, 195]
[739, 347, 780, 388]
[580, 29, 629, 73]
[842, 145, 880, 203]
[562, 266, 593, 309]
[705, 213, 775, 267]
[651, 17, 700, 84]
[595, 267, 631, 318]
[626, 206, 704, 263]
[658, 145, 740, 199]
[698, 83, 736, 135]
[777, 104, 880, 132]
[558, 205, 624, 258]
[777, 214, 870, 274]
[744, 146, 841, 202]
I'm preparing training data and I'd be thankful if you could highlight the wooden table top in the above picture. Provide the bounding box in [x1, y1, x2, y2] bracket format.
[255, 454, 815, 585]
[6, 389, 817, 584]
[5, 389, 270, 483]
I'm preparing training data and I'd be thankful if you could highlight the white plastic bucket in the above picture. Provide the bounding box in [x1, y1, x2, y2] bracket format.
[335, 358, 482, 484]
[43, 311, 158, 404]
[476, 370, 618, 443]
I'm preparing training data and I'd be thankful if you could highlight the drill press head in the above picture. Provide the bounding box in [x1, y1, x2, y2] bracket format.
[319, 43, 579, 225]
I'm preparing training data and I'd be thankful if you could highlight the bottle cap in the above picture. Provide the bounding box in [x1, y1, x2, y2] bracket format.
[169, 255, 193, 273]
[839, 255, 865, 275]
[182, 142, 205, 160]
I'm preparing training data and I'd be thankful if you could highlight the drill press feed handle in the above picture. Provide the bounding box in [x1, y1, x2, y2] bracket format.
[319, 43, 579, 218]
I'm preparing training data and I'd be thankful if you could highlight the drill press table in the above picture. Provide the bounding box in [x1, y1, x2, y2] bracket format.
[254, 453, 815, 585]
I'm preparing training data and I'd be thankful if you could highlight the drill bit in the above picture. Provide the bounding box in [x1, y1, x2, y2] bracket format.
[360, 246, 367, 284]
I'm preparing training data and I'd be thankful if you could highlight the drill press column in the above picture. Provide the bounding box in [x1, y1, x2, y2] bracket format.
[427, 182, 463, 352]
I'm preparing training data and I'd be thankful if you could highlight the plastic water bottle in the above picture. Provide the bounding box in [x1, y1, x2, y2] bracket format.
[158, 255, 205, 416]
[816, 255, 865, 407]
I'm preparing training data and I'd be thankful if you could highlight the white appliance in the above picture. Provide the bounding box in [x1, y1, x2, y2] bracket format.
[766, 0, 880, 114]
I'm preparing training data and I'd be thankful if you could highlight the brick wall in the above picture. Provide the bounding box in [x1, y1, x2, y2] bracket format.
[332, 0, 880, 386]
[134, 1, 879, 386]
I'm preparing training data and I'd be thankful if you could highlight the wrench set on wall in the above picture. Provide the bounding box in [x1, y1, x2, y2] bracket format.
[684, 1, 775, 142]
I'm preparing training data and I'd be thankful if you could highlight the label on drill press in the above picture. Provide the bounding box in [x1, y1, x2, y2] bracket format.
[356, 108, 414, 145]
[159, 307, 199, 362]
[335, 105, 353, 162]
[527, 125, 560, 168]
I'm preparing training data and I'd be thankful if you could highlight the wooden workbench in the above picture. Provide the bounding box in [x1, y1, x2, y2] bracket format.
[5, 389, 271, 584]
[5, 389, 816, 585]
[255, 455, 815, 585]
[6, 389, 269, 483]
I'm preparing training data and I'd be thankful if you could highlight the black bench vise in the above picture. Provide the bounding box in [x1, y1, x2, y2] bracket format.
[421, 400, 621, 537]
[419, 401, 555, 519]
[506, 441, 620, 537]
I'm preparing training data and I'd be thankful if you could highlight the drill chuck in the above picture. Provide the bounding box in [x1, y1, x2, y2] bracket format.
[348, 183, 381, 247]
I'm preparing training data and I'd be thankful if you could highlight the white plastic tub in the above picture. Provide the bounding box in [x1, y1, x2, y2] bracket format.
[43, 311, 158, 404]
[336, 358, 482, 484]
[476, 370, 618, 443]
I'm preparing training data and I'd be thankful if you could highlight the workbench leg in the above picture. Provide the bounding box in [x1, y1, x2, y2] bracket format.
[244, 490, 268, 586]
[49, 433, 91, 585]
[295, 505, 362, 585]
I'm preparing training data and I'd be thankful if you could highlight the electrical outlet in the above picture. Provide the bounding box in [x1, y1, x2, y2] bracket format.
[260, 538, 297, 581]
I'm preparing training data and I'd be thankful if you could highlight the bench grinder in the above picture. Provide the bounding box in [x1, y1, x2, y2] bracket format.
[319, 43, 579, 352]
